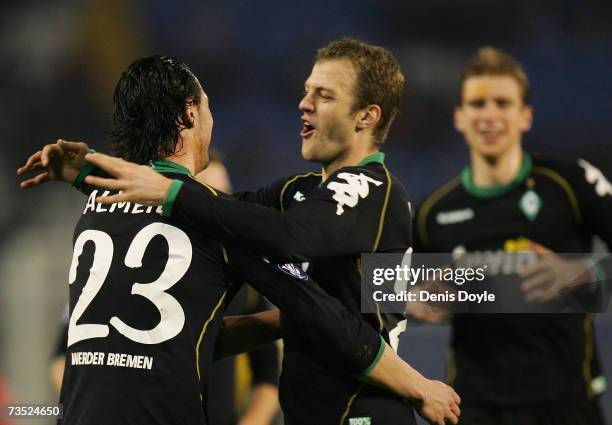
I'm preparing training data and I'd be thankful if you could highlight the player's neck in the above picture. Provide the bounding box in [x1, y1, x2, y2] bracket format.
[164, 151, 199, 176]
[470, 145, 524, 188]
[321, 143, 378, 181]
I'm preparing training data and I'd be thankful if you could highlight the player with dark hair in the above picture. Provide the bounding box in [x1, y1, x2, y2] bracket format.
[413, 47, 610, 425]
[20, 52, 460, 425]
[42, 38, 462, 425]
[48, 154, 282, 425]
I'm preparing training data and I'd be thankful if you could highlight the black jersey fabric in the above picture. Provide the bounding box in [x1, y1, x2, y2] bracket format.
[61, 162, 383, 425]
[169, 153, 417, 424]
[414, 153, 611, 407]
[207, 286, 279, 425]
[53, 286, 279, 425]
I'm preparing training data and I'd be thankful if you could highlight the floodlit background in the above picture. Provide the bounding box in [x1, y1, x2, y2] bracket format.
[1, 1, 611, 424]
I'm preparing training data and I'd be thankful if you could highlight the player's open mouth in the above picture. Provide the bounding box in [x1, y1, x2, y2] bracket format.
[300, 120, 316, 138]
[478, 130, 503, 142]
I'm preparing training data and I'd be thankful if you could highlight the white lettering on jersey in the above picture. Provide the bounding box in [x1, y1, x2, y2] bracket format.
[326, 172, 383, 215]
[83, 190, 97, 213]
[83, 190, 163, 215]
[293, 191, 306, 202]
[579, 159, 612, 197]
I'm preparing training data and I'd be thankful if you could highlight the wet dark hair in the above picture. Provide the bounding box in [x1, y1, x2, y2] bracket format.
[110, 55, 202, 164]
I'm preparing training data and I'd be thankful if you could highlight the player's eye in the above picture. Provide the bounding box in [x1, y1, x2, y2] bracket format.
[495, 98, 511, 108]
[468, 99, 485, 108]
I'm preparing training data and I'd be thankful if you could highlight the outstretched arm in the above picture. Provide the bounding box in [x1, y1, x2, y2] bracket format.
[17, 140, 90, 188]
[223, 247, 461, 425]
[82, 152, 395, 262]
[216, 309, 460, 425]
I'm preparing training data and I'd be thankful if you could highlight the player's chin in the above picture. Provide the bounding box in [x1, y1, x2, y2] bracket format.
[476, 140, 508, 158]
[300, 139, 317, 162]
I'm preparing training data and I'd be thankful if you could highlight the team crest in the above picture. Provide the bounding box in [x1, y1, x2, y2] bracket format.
[518, 190, 542, 221]
[326, 172, 383, 215]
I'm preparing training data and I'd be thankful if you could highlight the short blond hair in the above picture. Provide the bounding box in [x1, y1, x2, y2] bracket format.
[460, 47, 530, 104]
[316, 38, 405, 144]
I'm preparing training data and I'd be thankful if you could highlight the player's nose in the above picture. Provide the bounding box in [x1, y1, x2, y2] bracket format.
[481, 99, 502, 116]
[298, 93, 314, 113]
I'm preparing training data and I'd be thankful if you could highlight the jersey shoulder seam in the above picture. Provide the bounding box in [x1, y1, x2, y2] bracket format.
[372, 165, 393, 252]
[532, 166, 583, 225]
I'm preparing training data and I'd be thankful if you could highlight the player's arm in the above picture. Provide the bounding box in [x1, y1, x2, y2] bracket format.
[221, 290, 280, 425]
[520, 160, 612, 304]
[218, 310, 461, 425]
[49, 307, 70, 395]
[231, 178, 288, 209]
[82, 153, 386, 262]
[238, 384, 279, 425]
[222, 246, 461, 424]
[363, 343, 461, 425]
[572, 159, 612, 295]
[214, 309, 282, 359]
[216, 306, 460, 425]
[17, 139, 91, 188]
[240, 336, 280, 425]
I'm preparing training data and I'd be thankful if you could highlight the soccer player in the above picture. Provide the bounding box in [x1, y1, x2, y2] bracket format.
[48, 153, 282, 425]
[19, 54, 460, 425]
[413, 47, 610, 424]
[51, 38, 461, 425]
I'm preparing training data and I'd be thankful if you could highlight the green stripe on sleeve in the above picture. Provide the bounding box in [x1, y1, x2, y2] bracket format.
[162, 179, 184, 217]
[71, 149, 97, 188]
[358, 336, 386, 376]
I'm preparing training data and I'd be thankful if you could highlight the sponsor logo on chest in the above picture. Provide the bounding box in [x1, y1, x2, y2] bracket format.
[436, 208, 474, 225]
[349, 417, 372, 425]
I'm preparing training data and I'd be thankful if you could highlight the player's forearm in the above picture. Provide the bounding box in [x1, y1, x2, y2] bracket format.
[228, 248, 386, 375]
[169, 183, 315, 261]
[238, 384, 280, 425]
[214, 310, 282, 360]
[49, 356, 66, 395]
[248, 342, 280, 385]
[359, 343, 427, 403]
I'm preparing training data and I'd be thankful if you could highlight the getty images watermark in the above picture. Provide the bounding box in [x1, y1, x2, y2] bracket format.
[360, 251, 611, 314]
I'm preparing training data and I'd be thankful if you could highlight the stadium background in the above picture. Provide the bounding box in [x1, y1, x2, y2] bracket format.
[1, 0, 610, 423]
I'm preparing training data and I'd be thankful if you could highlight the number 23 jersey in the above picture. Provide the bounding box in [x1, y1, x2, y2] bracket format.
[61, 172, 236, 425]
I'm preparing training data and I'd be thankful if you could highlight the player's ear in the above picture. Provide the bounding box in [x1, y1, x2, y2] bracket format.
[180, 98, 196, 128]
[520, 105, 533, 132]
[356, 104, 382, 131]
[454, 106, 465, 132]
